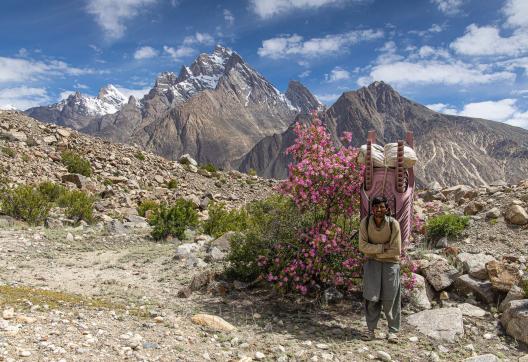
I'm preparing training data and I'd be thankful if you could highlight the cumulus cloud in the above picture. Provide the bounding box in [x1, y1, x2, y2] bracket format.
[0, 86, 51, 110]
[134, 46, 159, 60]
[250, 0, 347, 19]
[258, 29, 383, 59]
[315, 93, 341, 104]
[426, 103, 459, 115]
[86, 0, 158, 40]
[223, 9, 235, 26]
[325, 67, 350, 82]
[183, 32, 215, 46]
[450, 25, 528, 56]
[58, 90, 75, 102]
[0, 57, 96, 84]
[115, 86, 151, 100]
[163, 45, 195, 60]
[409, 23, 444, 37]
[503, 0, 528, 29]
[431, 0, 465, 15]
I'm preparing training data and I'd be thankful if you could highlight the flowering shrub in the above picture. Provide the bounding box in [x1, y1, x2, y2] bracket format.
[257, 116, 365, 294]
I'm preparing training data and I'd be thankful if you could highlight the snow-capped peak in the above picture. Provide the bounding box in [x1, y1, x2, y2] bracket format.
[60, 84, 128, 116]
[0, 104, 19, 111]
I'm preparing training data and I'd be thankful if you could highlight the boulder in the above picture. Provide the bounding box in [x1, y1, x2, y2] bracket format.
[455, 253, 496, 280]
[504, 205, 528, 225]
[404, 273, 431, 311]
[464, 201, 485, 216]
[500, 299, 528, 345]
[457, 303, 486, 317]
[462, 355, 499, 362]
[191, 314, 235, 332]
[179, 154, 198, 167]
[190, 270, 215, 291]
[486, 259, 522, 292]
[499, 285, 525, 312]
[455, 274, 496, 304]
[210, 231, 236, 252]
[61, 173, 89, 189]
[407, 307, 464, 343]
[422, 259, 461, 292]
[485, 207, 501, 219]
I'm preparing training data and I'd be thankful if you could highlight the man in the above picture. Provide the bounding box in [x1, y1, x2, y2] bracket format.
[358, 196, 402, 342]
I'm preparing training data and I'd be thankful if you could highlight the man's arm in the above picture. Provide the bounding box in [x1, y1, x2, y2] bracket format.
[358, 217, 384, 255]
[376, 219, 401, 258]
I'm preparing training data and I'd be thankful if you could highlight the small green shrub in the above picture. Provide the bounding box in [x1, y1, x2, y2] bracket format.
[21, 154, 29, 162]
[57, 190, 95, 223]
[2, 147, 15, 158]
[38, 181, 66, 203]
[200, 163, 217, 173]
[137, 199, 159, 218]
[203, 202, 249, 238]
[134, 151, 145, 161]
[0, 185, 50, 225]
[149, 198, 199, 240]
[103, 179, 113, 186]
[426, 213, 469, 240]
[179, 158, 190, 166]
[522, 279, 528, 298]
[61, 150, 92, 177]
[248, 168, 257, 176]
[167, 179, 178, 189]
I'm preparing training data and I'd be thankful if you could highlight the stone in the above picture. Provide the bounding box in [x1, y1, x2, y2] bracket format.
[455, 275, 496, 304]
[455, 253, 496, 280]
[190, 270, 215, 291]
[210, 231, 236, 252]
[42, 135, 57, 144]
[486, 259, 522, 292]
[323, 287, 344, 304]
[61, 173, 89, 189]
[504, 204, 528, 225]
[500, 299, 528, 344]
[376, 351, 391, 361]
[457, 303, 486, 317]
[255, 351, 266, 360]
[404, 273, 431, 310]
[422, 259, 461, 292]
[191, 314, 235, 332]
[56, 128, 71, 138]
[105, 220, 128, 235]
[142, 342, 159, 349]
[127, 334, 143, 350]
[499, 285, 525, 312]
[518, 355, 528, 362]
[177, 286, 192, 298]
[464, 201, 485, 215]
[407, 307, 464, 343]
[2, 308, 14, 320]
[18, 350, 31, 357]
[176, 243, 200, 257]
[209, 247, 226, 261]
[462, 354, 499, 362]
[179, 154, 198, 166]
[485, 208, 501, 219]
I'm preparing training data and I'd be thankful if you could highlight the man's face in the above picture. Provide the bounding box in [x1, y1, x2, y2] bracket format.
[372, 202, 387, 217]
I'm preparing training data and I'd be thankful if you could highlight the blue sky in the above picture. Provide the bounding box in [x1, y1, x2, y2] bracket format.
[1, 0, 528, 128]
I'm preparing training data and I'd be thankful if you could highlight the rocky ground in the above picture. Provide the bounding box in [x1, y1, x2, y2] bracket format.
[1, 110, 528, 361]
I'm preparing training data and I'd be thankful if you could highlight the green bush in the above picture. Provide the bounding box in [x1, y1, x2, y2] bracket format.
[38, 181, 66, 203]
[134, 151, 145, 161]
[179, 158, 190, 166]
[167, 179, 178, 189]
[149, 198, 199, 240]
[522, 279, 528, 298]
[2, 147, 15, 158]
[137, 199, 159, 218]
[426, 213, 469, 240]
[200, 163, 217, 173]
[226, 195, 311, 282]
[0, 185, 50, 225]
[61, 150, 92, 177]
[248, 168, 257, 177]
[57, 190, 95, 223]
[203, 202, 249, 238]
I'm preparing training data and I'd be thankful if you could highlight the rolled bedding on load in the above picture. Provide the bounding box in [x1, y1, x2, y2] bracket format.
[357, 143, 385, 167]
[357, 142, 417, 169]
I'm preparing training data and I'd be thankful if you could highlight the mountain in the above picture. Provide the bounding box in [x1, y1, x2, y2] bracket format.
[240, 81, 528, 187]
[26, 45, 320, 168]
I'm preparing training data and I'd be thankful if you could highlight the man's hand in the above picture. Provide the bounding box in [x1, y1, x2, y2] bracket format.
[382, 243, 389, 252]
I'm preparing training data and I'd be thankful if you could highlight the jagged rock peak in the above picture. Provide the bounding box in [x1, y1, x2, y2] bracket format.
[285, 80, 324, 114]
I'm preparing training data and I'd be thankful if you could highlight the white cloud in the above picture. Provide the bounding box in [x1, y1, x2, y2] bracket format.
[0, 86, 50, 110]
[86, 0, 158, 40]
[408, 23, 444, 37]
[0, 57, 95, 84]
[258, 29, 383, 59]
[315, 93, 341, 104]
[183, 32, 215, 46]
[163, 45, 195, 60]
[326, 67, 350, 82]
[431, 0, 465, 15]
[115, 86, 151, 100]
[59, 91, 75, 102]
[223, 9, 235, 26]
[358, 59, 515, 87]
[426, 103, 459, 115]
[134, 46, 159, 60]
[505, 111, 528, 128]
[250, 0, 347, 19]
[74, 82, 89, 89]
[299, 70, 311, 78]
[450, 24, 528, 56]
[504, 0, 528, 29]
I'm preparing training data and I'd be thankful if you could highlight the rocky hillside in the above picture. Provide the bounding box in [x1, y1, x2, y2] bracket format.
[26, 46, 321, 169]
[241, 81, 528, 187]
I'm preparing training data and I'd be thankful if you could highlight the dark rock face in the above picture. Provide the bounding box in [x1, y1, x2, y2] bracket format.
[241, 81, 528, 187]
[285, 80, 325, 114]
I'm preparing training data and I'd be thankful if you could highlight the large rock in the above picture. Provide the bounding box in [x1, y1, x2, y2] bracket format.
[422, 259, 461, 292]
[455, 274, 496, 304]
[457, 303, 486, 317]
[499, 285, 525, 312]
[504, 204, 528, 225]
[500, 299, 528, 344]
[486, 259, 522, 292]
[191, 314, 235, 332]
[407, 307, 464, 343]
[462, 355, 499, 362]
[404, 273, 431, 311]
[209, 231, 236, 252]
[61, 173, 89, 189]
[455, 253, 496, 280]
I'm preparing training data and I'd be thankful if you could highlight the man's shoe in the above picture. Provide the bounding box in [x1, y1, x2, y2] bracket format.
[362, 330, 376, 341]
[387, 332, 398, 343]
